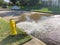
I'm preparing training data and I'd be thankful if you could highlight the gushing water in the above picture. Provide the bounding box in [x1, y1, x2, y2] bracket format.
[17, 15, 60, 45]
[25, 15, 32, 21]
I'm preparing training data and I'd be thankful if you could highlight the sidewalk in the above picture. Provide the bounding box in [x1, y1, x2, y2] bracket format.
[23, 37, 46, 45]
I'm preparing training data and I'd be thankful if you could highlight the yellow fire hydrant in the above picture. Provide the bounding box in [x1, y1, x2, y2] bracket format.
[10, 19, 17, 36]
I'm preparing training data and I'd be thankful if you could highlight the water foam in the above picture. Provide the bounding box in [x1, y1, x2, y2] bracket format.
[17, 15, 60, 45]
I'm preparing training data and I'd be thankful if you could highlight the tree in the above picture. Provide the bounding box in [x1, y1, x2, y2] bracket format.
[10, 0, 41, 6]
[10, 0, 18, 5]
[19, 0, 40, 6]
[16, 1, 20, 6]
[19, 0, 28, 6]
[0, 0, 4, 6]
[29, 0, 39, 6]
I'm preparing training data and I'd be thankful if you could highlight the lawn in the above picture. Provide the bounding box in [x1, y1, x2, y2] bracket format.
[34, 8, 52, 13]
[20, 6, 60, 14]
[0, 18, 32, 45]
[34, 7, 60, 14]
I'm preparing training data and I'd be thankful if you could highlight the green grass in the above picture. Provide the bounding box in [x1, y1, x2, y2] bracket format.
[20, 6, 60, 14]
[33, 7, 60, 14]
[34, 8, 52, 13]
[0, 18, 32, 45]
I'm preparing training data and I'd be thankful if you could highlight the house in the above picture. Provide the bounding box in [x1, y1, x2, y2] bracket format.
[41, 0, 60, 6]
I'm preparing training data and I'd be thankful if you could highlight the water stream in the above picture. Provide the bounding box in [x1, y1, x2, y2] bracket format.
[17, 15, 60, 45]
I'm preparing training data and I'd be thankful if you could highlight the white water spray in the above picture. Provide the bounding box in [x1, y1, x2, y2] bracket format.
[17, 15, 60, 45]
